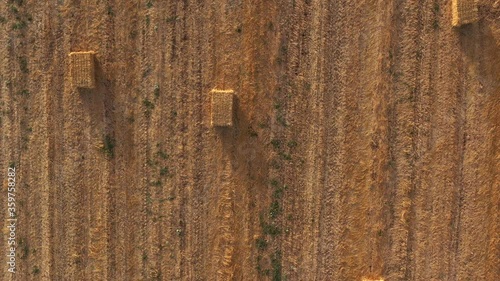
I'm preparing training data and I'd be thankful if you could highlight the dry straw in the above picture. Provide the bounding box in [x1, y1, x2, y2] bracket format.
[211, 89, 234, 127]
[69, 51, 96, 89]
[452, 0, 478, 27]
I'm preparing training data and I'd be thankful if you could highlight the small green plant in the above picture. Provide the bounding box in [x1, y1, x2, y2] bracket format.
[270, 139, 281, 149]
[159, 167, 169, 176]
[270, 179, 279, 188]
[279, 152, 292, 161]
[258, 121, 268, 129]
[273, 187, 283, 199]
[255, 238, 268, 250]
[432, 19, 439, 30]
[256, 255, 264, 275]
[276, 44, 288, 64]
[142, 67, 151, 78]
[101, 135, 115, 158]
[271, 250, 282, 281]
[21, 243, 29, 259]
[267, 21, 274, 31]
[12, 20, 27, 30]
[10, 6, 19, 14]
[276, 114, 287, 127]
[143, 98, 155, 117]
[146, 0, 153, 8]
[9, 162, 15, 168]
[165, 15, 177, 23]
[129, 30, 138, 39]
[18, 56, 28, 73]
[21, 135, 29, 150]
[280, 45, 288, 56]
[147, 159, 158, 166]
[270, 159, 281, 170]
[287, 140, 297, 148]
[153, 84, 160, 98]
[263, 223, 281, 236]
[304, 81, 312, 91]
[433, 3, 440, 13]
[157, 150, 168, 159]
[143, 98, 154, 109]
[248, 127, 258, 137]
[269, 200, 281, 219]
[19, 89, 30, 96]
[32, 266, 40, 275]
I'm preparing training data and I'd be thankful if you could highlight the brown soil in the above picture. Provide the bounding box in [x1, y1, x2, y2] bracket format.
[0, 0, 498, 280]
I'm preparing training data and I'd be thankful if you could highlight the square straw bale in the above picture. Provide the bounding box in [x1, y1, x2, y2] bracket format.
[211, 90, 234, 127]
[452, 0, 478, 27]
[69, 51, 96, 89]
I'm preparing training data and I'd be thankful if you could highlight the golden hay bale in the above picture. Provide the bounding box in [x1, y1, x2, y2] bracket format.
[211, 89, 234, 127]
[452, 0, 478, 27]
[69, 51, 96, 89]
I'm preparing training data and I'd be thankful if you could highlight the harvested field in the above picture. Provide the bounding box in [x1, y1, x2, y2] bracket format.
[0, 0, 498, 280]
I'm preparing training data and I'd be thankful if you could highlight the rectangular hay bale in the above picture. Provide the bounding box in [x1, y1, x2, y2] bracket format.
[211, 90, 234, 127]
[452, 0, 478, 27]
[69, 51, 96, 89]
